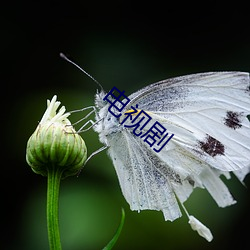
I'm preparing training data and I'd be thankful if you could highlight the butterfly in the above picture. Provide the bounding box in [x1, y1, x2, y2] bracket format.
[89, 72, 250, 241]
[60, 54, 250, 241]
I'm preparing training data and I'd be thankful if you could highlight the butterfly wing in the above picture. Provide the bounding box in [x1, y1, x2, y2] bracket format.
[106, 118, 236, 221]
[102, 72, 250, 222]
[126, 72, 250, 173]
[107, 129, 182, 221]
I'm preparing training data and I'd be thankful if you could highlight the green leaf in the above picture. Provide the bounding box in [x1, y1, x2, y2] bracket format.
[102, 208, 125, 250]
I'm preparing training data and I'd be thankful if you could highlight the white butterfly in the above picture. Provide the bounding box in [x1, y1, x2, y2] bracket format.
[58, 54, 250, 242]
[86, 71, 250, 242]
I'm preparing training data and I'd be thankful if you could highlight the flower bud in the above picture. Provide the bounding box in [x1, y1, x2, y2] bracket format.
[26, 95, 87, 178]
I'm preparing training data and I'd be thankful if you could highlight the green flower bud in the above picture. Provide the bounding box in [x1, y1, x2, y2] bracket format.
[26, 95, 87, 178]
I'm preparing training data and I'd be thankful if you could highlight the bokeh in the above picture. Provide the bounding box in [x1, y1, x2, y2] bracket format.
[2, 2, 250, 250]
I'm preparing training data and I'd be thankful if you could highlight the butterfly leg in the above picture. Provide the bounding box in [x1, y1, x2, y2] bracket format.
[85, 145, 108, 165]
[77, 145, 108, 176]
[70, 106, 96, 125]
[77, 117, 105, 133]
[68, 106, 100, 132]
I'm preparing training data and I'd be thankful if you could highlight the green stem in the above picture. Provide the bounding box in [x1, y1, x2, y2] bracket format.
[47, 165, 63, 250]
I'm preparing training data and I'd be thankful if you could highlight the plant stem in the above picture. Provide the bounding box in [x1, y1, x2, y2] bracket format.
[47, 165, 63, 250]
[103, 208, 125, 250]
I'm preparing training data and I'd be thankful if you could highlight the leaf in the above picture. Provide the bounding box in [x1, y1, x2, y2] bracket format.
[102, 208, 125, 250]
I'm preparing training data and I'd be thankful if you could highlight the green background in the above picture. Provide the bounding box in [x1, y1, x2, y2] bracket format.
[2, 2, 250, 250]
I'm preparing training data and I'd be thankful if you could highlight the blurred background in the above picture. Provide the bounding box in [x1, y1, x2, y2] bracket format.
[2, 1, 250, 250]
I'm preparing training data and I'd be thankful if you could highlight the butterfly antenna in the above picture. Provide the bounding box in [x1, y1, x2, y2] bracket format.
[60, 53, 104, 92]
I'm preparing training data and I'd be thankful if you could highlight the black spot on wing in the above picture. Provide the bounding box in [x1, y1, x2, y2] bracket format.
[199, 135, 225, 157]
[246, 84, 250, 94]
[224, 111, 243, 130]
[186, 177, 195, 186]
